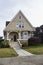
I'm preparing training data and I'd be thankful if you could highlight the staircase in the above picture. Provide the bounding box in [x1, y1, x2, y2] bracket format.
[10, 42, 20, 49]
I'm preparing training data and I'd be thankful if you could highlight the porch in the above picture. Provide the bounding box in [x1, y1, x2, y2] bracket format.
[4, 31, 34, 41]
[4, 31, 34, 47]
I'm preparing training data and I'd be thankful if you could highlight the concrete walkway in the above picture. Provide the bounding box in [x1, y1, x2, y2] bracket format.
[10, 42, 33, 56]
[14, 48, 33, 56]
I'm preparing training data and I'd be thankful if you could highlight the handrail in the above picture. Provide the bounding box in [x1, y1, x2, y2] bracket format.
[17, 39, 22, 48]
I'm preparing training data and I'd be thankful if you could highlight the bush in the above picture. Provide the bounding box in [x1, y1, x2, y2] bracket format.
[0, 37, 4, 47]
[0, 40, 10, 48]
[28, 37, 40, 46]
[0, 37, 4, 43]
[0, 37, 10, 48]
[2, 40, 10, 48]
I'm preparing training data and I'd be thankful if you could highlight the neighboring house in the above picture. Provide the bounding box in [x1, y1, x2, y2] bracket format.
[3, 11, 35, 46]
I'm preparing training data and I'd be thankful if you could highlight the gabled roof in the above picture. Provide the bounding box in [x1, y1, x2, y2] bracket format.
[4, 10, 35, 32]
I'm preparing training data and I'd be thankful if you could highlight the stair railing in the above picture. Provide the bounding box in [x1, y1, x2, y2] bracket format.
[17, 39, 22, 48]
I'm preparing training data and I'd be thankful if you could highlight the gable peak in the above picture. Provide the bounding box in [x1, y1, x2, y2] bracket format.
[18, 10, 23, 15]
[18, 10, 22, 13]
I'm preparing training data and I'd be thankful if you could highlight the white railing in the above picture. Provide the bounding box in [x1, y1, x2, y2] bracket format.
[17, 39, 22, 48]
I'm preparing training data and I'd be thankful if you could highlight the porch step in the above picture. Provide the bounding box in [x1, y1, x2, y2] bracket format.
[10, 42, 20, 49]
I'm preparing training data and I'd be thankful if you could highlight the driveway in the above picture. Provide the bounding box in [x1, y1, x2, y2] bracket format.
[0, 55, 43, 65]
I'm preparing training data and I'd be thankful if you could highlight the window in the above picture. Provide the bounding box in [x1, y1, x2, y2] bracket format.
[22, 32, 28, 39]
[16, 21, 24, 28]
[23, 32, 28, 35]
[21, 22, 24, 28]
[24, 32, 27, 35]
[22, 25, 24, 28]
[19, 25, 21, 28]
[16, 23, 19, 28]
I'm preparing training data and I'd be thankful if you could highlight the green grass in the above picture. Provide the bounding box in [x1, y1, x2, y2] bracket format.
[23, 45, 43, 55]
[0, 48, 18, 58]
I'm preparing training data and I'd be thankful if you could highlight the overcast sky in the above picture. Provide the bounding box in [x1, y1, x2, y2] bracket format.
[0, 0, 43, 36]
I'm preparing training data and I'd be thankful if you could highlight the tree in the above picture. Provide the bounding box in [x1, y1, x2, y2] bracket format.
[34, 27, 40, 37]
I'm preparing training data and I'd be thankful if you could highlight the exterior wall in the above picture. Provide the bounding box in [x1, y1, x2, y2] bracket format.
[4, 11, 34, 32]
[21, 31, 33, 39]
[3, 11, 35, 47]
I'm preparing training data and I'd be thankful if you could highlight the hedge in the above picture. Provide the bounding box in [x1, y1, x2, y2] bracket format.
[28, 37, 40, 46]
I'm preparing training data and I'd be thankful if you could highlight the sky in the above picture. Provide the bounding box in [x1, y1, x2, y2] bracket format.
[0, 0, 43, 36]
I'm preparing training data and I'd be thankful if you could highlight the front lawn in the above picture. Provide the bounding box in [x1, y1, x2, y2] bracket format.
[0, 48, 18, 58]
[23, 45, 43, 54]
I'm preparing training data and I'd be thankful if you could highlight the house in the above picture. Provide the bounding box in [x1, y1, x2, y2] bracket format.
[3, 11, 35, 47]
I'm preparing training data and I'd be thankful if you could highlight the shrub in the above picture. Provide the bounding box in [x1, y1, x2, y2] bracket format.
[0, 37, 4, 47]
[2, 40, 10, 48]
[0, 37, 4, 43]
[28, 37, 40, 46]
[0, 37, 10, 48]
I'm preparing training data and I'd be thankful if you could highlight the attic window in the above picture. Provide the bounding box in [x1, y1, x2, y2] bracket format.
[16, 21, 24, 28]
[19, 16, 21, 19]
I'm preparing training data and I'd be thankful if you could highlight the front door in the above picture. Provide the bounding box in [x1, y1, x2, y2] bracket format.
[14, 35, 16, 41]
